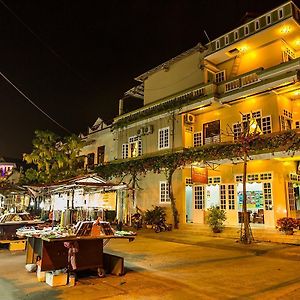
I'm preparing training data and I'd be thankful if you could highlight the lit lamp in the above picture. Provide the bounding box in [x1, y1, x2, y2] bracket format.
[248, 118, 262, 135]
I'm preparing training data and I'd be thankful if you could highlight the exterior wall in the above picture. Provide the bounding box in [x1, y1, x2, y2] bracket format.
[80, 127, 115, 165]
[116, 114, 183, 159]
[217, 40, 284, 78]
[144, 52, 205, 105]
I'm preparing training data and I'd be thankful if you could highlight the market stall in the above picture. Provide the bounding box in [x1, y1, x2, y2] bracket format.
[18, 221, 135, 284]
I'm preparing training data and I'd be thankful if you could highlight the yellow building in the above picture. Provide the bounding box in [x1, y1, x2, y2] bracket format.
[94, 1, 300, 228]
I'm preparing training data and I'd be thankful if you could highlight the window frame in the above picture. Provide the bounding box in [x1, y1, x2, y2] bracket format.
[160, 181, 170, 203]
[158, 127, 170, 150]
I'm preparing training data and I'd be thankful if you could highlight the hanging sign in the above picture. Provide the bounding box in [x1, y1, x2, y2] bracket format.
[191, 166, 208, 184]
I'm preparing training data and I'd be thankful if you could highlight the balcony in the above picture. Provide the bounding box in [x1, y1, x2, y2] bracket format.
[217, 57, 300, 101]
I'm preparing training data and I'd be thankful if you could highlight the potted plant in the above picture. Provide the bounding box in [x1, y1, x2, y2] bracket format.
[144, 209, 155, 228]
[276, 217, 299, 235]
[206, 206, 226, 233]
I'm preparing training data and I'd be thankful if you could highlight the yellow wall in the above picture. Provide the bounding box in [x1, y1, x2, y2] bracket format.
[218, 40, 284, 78]
[144, 52, 205, 105]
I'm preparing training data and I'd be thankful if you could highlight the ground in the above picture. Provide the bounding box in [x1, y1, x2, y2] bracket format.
[1, 229, 300, 299]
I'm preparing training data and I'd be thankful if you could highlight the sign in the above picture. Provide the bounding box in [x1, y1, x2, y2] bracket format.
[191, 166, 208, 184]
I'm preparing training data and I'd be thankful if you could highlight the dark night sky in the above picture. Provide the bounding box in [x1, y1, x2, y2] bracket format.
[1, 0, 298, 158]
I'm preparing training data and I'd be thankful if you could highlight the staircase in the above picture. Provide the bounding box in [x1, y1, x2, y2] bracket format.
[230, 55, 241, 79]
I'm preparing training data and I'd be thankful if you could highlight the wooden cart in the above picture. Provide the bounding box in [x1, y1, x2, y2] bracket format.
[25, 235, 134, 276]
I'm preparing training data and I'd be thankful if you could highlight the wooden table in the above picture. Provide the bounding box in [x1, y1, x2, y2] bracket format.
[26, 235, 135, 275]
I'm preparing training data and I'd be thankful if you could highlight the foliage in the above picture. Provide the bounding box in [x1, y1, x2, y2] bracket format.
[206, 206, 226, 232]
[144, 206, 166, 225]
[276, 217, 299, 232]
[21, 130, 85, 184]
[113, 91, 205, 129]
[96, 130, 300, 180]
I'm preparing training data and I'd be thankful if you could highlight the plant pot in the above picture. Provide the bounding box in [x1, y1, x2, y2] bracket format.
[284, 229, 294, 235]
[146, 224, 152, 229]
[212, 227, 222, 233]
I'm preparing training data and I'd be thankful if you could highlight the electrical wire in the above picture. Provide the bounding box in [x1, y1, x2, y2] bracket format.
[0, 0, 90, 83]
[0, 71, 72, 134]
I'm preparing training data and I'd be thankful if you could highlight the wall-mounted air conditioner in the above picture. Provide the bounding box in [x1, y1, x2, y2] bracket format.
[144, 125, 154, 135]
[137, 128, 144, 136]
[184, 113, 195, 124]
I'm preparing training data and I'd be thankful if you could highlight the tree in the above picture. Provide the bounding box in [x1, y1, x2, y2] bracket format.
[22, 130, 85, 184]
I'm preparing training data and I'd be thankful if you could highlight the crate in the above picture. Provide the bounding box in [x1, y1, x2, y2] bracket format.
[46, 272, 68, 287]
[0, 239, 26, 251]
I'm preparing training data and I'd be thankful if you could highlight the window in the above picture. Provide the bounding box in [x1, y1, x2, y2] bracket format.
[278, 8, 283, 19]
[194, 186, 205, 209]
[244, 25, 249, 36]
[122, 144, 129, 159]
[216, 40, 220, 50]
[288, 182, 296, 211]
[215, 70, 226, 83]
[87, 153, 95, 168]
[160, 181, 170, 203]
[233, 123, 242, 141]
[261, 116, 272, 134]
[97, 146, 105, 165]
[234, 31, 239, 40]
[220, 185, 226, 210]
[193, 132, 202, 147]
[158, 127, 170, 149]
[280, 116, 292, 131]
[225, 35, 229, 45]
[185, 178, 192, 186]
[255, 20, 260, 30]
[128, 136, 142, 157]
[266, 14, 271, 25]
[263, 182, 272, 210]
[295, 121, 300, 129]
[203, 120, 220, 144]
[228, 184, 235, 210]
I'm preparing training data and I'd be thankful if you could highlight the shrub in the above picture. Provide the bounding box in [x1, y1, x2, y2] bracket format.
[206, 206, 226, 233]
[276, 217, 299, 232]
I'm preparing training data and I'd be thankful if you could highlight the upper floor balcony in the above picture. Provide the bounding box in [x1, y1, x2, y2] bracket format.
[217, 57, 300, 102]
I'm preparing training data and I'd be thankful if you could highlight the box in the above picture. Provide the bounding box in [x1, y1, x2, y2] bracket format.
[37, 266, 46, 282]
[46, 272, 68, 287]
[9, 240, 26, 251]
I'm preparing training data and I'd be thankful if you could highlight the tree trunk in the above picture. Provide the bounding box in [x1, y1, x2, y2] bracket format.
[168, 169, 179, 229]
[242, 151, 251, 243]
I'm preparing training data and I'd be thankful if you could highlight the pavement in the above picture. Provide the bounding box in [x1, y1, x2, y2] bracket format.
[1, 227, 300, 299]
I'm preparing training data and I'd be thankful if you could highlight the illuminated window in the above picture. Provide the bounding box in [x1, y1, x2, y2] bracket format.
[194, 186, 204, 209]
[160, 181, 170, 203]
[129, 136, 142, 157]
[158, 127, 170, 149]
[193, 132, 202, 147]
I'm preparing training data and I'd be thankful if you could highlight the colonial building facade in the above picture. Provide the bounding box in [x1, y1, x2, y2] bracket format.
[84, 1, 300, 227]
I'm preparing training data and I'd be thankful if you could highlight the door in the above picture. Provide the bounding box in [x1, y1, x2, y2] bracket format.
[185, 186, 193, 223]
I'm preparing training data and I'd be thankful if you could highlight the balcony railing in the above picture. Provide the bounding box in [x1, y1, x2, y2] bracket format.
[224, 71, 260, 93]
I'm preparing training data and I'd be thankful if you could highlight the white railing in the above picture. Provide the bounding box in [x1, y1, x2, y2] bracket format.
[224, 71, 259, 93]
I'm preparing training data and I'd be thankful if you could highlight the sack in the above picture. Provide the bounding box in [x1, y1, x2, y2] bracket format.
[25, 264, 37, 272]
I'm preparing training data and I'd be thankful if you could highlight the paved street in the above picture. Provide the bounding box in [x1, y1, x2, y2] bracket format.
[1, 230, 300, 299]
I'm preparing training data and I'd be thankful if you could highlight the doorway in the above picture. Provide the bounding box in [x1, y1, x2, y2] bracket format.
[185, 186, 193, 223]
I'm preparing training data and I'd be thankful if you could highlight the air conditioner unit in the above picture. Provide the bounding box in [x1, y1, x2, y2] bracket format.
[144, 125, 154, 135]
[137, 128, 144, 136]
[184, 113, 195, 124]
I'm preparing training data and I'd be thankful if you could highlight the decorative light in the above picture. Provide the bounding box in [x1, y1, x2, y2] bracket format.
[280, 26, 290, 34]
[10, 207, 14, 213]
[249, 118, 262, 135]
[30, 199, 35, 207]
[295, 39, 300, 46]
[239, 45, 248, 53]
[40, 201, 45, 209]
